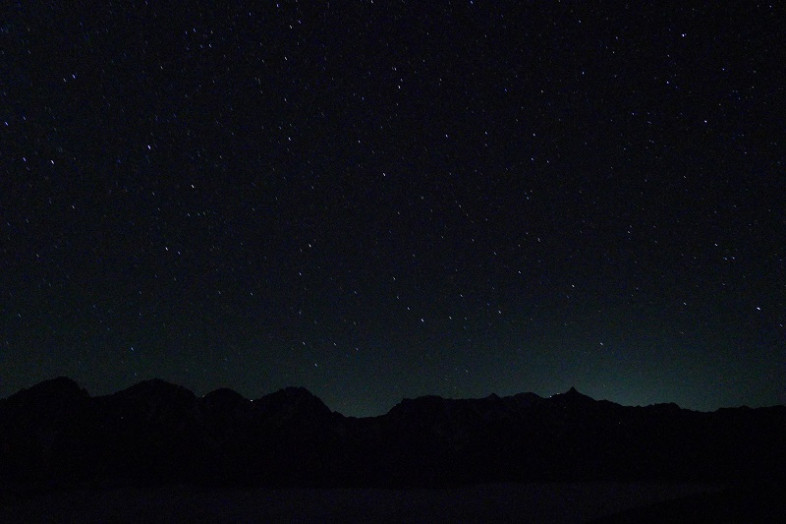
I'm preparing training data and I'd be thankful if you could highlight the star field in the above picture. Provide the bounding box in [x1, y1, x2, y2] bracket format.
[1, 1, 784, 416]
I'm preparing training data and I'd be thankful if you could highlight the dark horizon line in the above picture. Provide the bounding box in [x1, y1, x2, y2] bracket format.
[5, 375, 783, 418]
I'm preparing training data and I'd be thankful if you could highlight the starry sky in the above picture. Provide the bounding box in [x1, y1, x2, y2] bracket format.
[1, 1, 784, 416]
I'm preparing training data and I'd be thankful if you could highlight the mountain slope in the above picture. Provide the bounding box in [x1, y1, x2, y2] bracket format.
[1, 379, 784, 490]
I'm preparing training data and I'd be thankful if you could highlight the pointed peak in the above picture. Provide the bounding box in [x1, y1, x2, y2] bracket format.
[549, 386, 596, 404]
[562, 386, 590, 397]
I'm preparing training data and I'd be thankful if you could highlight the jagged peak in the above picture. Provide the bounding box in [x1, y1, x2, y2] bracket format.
[548, 386, 596, 404]
[564, 386, 587, 396]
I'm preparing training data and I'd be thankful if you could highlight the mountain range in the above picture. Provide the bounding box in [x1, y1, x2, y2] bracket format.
[2, 378, 784, 491]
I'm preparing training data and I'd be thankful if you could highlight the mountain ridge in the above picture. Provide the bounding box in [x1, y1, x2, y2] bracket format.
[3, 376, 774, 417]
[1, 377, 784, 490]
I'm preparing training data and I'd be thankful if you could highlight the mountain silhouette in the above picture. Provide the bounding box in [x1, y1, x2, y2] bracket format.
[1, 378, 784, 492]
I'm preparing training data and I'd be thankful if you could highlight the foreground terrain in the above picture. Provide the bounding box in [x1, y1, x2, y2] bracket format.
[1, 378, 784, 521]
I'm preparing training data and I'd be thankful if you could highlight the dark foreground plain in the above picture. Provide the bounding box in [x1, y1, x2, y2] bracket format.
[0, 482, 746, 523]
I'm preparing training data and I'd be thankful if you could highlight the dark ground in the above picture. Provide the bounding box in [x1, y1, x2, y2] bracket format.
[0, 481, 743, 523]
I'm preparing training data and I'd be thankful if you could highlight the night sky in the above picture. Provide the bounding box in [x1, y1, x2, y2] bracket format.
[2, 1, 784, 417]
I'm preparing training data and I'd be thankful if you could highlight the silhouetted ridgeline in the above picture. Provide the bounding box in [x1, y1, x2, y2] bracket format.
[1, 378, 784, 490]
